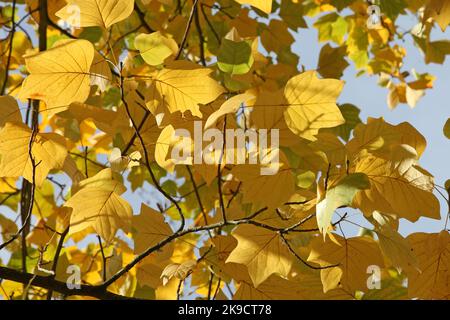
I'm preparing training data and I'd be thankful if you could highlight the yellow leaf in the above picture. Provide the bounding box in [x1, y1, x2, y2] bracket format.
[407, 231, 450, 299]
[160, 260, 197, 286]
[427, 0, 450, 31]
[371, 216, 418, 271]
[234, 0, 272, 14]
[226, 224, 293, 287]
[311, 132, 346, 165]
[26, 219, 53, 247]
[108, 148, 141, 173]
[0, 214, 18, 242]
[0, 123, 68, 186]
[133, 204, 173, 255]
[202, 235, 250, 283]
[56, 0, 135, 29]
[65, 168, 132, 242]
[204, 93, 254, 129]
[19, 39, 95, 108]
[308, 234, 385, 293]
[234, 273, 353, 300]
[232, 152, 295, 209]
[155, 125, 178, 172]
[284, 71, 345, 141]
[352, 154, 440, 222]
[0, 96, 22, 128]
[250, 90, 301, 147]
[155, 276, 179, 300]
[347, 117, 427, 159]
[135, 32, 178, 66]
[233, 276, 305, 300]
[90, 51, 112, 92]
[148, 61, 225, 117]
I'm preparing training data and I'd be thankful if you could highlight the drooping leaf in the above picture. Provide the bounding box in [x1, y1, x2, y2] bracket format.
[65, 168, 132, 242]
[316, 173, 370, 235]
[407, 231, 450, 299]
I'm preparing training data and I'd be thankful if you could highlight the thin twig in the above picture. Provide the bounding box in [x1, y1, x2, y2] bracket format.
[176, 0, 200, 59]
[0, 0, 17, 95]
[193, 0, 206, 66]
[217, 116, 227, 224]
[97, 235, 107, 282]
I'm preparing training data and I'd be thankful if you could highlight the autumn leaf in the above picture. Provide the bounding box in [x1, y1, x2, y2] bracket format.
[234, 0, 272, 14]
[56, 0, 135, 29]
[217, 39, 254, 75]
[148, 61, 225, 117]
[133, 204, 173, 255]
[232, 159, 295, 210]
[65, 168, 132, 242]
[0, 0, 449, 302]
[444, 118, 450, 139]
[370, 212, 418, 271]
[317, 44, 349, 79]
[0, 96, 22, 128]
[0, 122, 68, 186]
[427, 0, 450, 31]
[161, 260, 197, 286]
[316, 173, 370, 235]
[308, 234, 385, 293]
[135, 32, 178, 66]
[352, 154, 440, 222]
[19, 39, 95, 108]
[204, 93, 254, 130]
[226, 224, 293, 287]
[407, 231, 450, 299]
[284, 71, 345, 141]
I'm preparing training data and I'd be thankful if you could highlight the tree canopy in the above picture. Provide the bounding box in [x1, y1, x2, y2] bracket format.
[0, 0, 449, 300]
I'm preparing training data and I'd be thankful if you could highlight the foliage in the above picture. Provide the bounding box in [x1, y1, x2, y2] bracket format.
[0, 0, 449, 300]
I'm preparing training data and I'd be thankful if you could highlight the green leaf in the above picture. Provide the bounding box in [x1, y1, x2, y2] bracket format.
[79, 27, 103, 43]
[379, 0, 407, 20]
[134, 32, 178, 66]
[217, 39, 254, 75]
[296, 171, 316, 189]
[317, 173, 371, 234]
[314, 13, 348, 45]
[324, 103, 362, 141]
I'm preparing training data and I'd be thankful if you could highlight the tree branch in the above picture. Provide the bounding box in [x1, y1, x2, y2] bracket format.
[0, 0, 17, 95]
[0, 266, 136, 300]
[176, 0, 200, 59]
